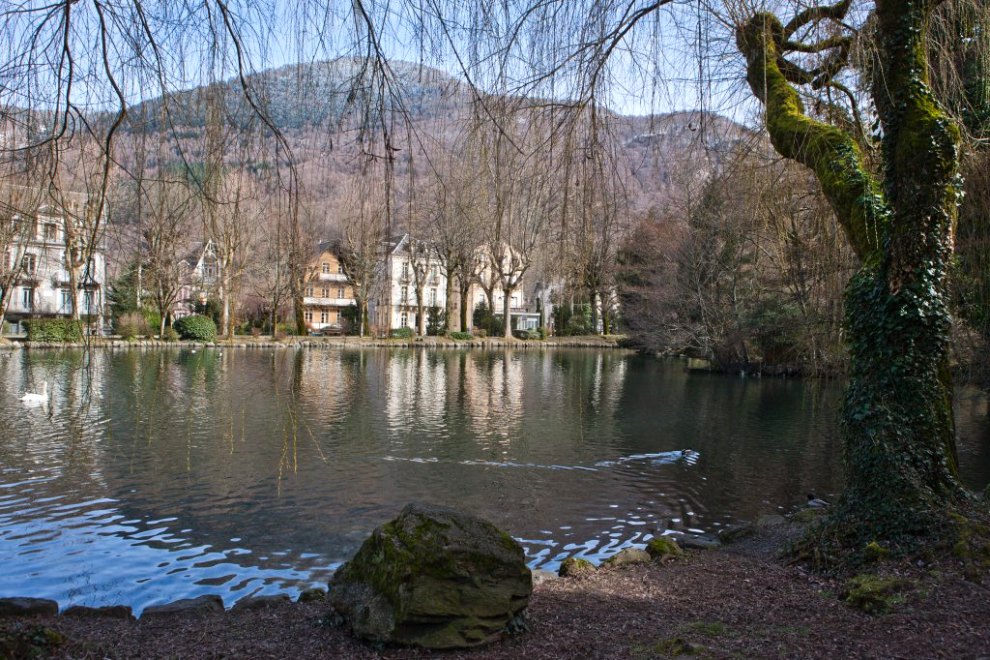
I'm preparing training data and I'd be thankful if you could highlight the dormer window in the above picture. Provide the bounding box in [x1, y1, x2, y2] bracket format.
[44, 223, 58, 240]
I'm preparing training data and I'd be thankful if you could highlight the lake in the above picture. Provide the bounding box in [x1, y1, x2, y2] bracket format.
[1, 347, 987, 614]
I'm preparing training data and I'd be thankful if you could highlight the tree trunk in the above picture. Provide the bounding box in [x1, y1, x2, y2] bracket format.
[444, 267, 455, 332]
[737, 1, 965, 550]
[502, 286, 512, 339]
[590, 288, 600, 333]
[416, 289, 426, 336]
[460, 283, 471, 332]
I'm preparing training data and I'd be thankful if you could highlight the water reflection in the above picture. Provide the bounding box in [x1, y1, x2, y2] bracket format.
[0, 348, 987, 613]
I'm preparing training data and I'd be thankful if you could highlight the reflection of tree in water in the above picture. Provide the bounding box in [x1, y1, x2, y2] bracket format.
[463, 351, 524, 449]
[613, 358, 845, 525]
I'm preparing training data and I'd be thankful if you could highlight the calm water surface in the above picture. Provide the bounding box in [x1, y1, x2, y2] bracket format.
[1, 348, 987, 613]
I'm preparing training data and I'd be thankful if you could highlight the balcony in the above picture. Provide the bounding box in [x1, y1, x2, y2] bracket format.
[317, 272, 348, 282]
[303, 297, 356, 308]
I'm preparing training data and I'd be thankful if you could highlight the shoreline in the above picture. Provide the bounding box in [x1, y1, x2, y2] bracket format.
[2, 516, 987, 658]
[0, 335, 627, 351]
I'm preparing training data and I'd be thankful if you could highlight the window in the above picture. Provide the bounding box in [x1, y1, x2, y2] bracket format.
[429, 288, 437, 306]
[306, 286, 314, 296]
[83, 290, 93, 313]
[336, 310, 341, 322]
[21, 287, 32, 310]
[44, 223, 58, 240]
[304, 310, 313, 322]
[337, 263, 344, 274]
[21, 254, 36, 275]
[321, 287, 329, 298]
[320, 311, 328, 323]
[60, 289, 71, 312]
[337, 286, 344, 299]
[400, 311, 408, 327]
[401, 261, 409, 279]
[431, 265, 439, 280]
[400, 286, 408, 303]
[322, 262, 330, 274]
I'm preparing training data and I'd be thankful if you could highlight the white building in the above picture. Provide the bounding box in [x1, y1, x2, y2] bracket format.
[173, 239, 222, 319]
[370, 234, 448, 335]
[448, 243, 536, 333]
[1, 190, 107, 333]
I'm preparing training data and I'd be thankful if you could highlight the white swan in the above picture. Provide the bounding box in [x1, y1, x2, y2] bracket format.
[20, 382, 49, 406]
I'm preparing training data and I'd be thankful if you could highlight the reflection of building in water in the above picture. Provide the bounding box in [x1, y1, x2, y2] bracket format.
[590, 352, 627, 413]
[460, 352, 524, 445]
[384, 351, 448, 433]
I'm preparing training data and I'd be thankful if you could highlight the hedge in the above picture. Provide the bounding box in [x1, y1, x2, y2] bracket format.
[24, 318, 84, 342]
[173, 315, 217, 341]
[389, 327, 414, 339]
[449, 331, 472, 340]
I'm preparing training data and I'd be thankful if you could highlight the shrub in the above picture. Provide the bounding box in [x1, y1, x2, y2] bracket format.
[390, 326, 414, 339]
[472, 301, 504, 336]
[116, 312, 150, 339]
[161, 327, 179, 342]
[24, 318, 84, 342]
[449, 331, 472, 341]
[173, 315, 217, 341]
[427, 305, 446, 336]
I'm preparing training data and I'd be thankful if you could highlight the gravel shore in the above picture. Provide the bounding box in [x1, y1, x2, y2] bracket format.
[4, 527, 988, 659]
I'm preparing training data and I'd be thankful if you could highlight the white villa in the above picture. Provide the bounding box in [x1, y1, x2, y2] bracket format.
[370, 233, 448, 334]
[173, 239, 222, 319]
[369, 234, 538, 336]
[1, 188, 107, 333]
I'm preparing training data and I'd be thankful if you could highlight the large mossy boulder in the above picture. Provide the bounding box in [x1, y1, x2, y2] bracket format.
[329, 503, 532, 649]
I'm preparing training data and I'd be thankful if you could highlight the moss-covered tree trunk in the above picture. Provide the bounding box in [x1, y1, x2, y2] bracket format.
[738, 0, 967, 551]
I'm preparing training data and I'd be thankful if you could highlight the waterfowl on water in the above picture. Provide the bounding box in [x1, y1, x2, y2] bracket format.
[806, 494, 830, 508]
[20, 382, 49, 405]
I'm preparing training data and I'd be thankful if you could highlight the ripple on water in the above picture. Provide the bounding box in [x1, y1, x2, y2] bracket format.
[0, 350, 984, 610]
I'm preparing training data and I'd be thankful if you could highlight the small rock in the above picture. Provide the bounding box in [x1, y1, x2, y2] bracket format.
[141, 595, 224, 618]
[296, 588, 327, 603]
[230, 594, 291, 612]
[558, 557, 596, 578]
[842, 575, 910, 614]
[756, 514, 787, 527]
[717, 523, 754, 543]
[790, 508, 828, 524]
[603, 548, 652, 567]
[646, 536, 684, 560]
[680, 533, 721, 550]
[0, 597, 59, 617]
[62, 605, 134, 620]
[531, 569, 559, 586]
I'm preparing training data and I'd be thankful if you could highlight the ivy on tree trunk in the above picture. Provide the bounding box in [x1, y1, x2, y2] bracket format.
[737, 0, 967, 556]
